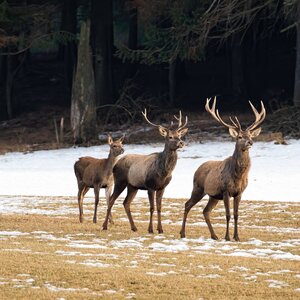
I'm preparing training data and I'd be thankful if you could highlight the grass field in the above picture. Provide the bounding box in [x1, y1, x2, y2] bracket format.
[0, 196, 300, 299]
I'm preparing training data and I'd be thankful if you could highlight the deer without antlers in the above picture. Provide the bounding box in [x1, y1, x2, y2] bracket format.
[74, 135, 124, 223]
[102, 109, 188, 233]
[180, 97, 266, 241]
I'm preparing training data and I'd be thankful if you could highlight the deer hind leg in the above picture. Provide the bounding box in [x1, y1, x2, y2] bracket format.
[105, 185, 114, 224]
[147, 190, 155, 233]
[123, 185, 138, 232]
[180, 187, 205, 238]
[233, 195, 241, 241]
[93, 185, 100, 223]
[78, 183, 89, 223]
[102, 181, 127, 230]
[203, 197, 219, 240]
[156, 189, 165, 234]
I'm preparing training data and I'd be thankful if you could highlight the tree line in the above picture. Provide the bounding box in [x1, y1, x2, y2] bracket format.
[0, 0, 299, 142]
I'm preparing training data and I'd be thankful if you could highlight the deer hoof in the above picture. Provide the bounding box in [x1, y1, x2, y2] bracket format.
[148, 228, 154, 234]
[131, 227, 138, 232]
[180, 230, 185, 238]
[225, 236, 231, 241]
[158, 229, 164, 234]
[93, 219, 97, 224]
[234, 235, 240, 242]
[211, 235, 219, 240]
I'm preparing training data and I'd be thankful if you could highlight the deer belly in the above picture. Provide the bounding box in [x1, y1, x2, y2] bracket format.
[145, 176, 172, 190]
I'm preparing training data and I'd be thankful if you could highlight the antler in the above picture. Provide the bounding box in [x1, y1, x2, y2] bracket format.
[246, 101, 266, 131]
[205, 97, 240, 130]
[174, 110, 188, 130]
[142, 109, 167, 129]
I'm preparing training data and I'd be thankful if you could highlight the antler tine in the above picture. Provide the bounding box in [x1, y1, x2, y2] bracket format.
[229, 116, 242, 130]
[206, 97, 236, 129]
[174, 110, 188, 130]
[246, 101, 266, 131]
[142, 108, 165, 128]
[174, 110, 182, 127]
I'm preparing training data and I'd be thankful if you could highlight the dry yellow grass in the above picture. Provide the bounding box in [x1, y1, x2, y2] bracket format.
[0, 196, 300, 299]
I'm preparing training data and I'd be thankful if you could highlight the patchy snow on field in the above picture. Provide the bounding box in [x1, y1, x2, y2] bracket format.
[0, 139, 299, 201]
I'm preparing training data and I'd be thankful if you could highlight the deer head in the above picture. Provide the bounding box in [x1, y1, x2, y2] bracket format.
[142, 109, 188, 151]
[205, 97, 266, 151]
[108, 134, 125, 156]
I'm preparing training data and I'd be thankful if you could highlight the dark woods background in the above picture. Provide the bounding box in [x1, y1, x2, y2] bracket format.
[0, 0, 299, 143]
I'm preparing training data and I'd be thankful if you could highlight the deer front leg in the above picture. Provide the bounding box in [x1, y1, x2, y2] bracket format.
[203, 197, 219, 240]
[180, 188, 205, 238]
[123, 185, 138, 232]
[233, 195, 241, 241]
[147, 190, 155, 233]
[156, 189, 164, 234]
[102, 182, 127, 230]
[93, 185, 100, 223]
[105, 185, 114, 224]
[223, 192, 231, 241]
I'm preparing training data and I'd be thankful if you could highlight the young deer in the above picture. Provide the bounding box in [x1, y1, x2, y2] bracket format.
[74, 135, 124, 223]
[180, 97, 266, 241]
[102, 109, 188, 233]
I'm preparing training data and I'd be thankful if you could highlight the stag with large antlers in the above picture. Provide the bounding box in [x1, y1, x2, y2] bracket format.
[180, 97, 266, 241]
[102, 110, 188, 233]
[74, 135, 124, 223]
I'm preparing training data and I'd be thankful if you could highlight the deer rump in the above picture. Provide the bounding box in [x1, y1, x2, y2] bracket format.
[113, 153, 174, 191]
[75, 157, 111, 188]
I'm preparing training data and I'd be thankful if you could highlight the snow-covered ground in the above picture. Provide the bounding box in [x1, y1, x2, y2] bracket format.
[0, 139, 299, 202]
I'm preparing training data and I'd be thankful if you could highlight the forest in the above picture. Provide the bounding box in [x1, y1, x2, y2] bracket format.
[0, 0, 299, 144]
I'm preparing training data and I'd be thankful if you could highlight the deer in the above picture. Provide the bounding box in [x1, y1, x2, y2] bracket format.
[102, 109, 188, 234]
[180, 97, 266, 241]
[74, 135, 124, 224]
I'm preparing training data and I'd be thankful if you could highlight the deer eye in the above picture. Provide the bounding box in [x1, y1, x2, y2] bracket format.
[238, 136, 242, 139]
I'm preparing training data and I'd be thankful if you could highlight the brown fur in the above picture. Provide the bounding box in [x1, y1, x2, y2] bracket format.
[74, 136, 124, 223]
[180, 97, 265, 241]
[102, 111, 188, 233]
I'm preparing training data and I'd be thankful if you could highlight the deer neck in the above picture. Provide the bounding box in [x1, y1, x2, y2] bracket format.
[230, 147, 251, 179]
[157, 147, 178, 177]
[106, 151, 118, 171]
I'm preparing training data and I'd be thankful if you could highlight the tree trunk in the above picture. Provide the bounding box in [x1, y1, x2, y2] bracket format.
[293, 1, 300, 107]
[127, 3, 138, 77]
[91, 0, 113, 106]
[231, 33, 246, 103]
[70, 20, 97, 144]
[169, 60, 177, 106]
[6, 55, 13, 119]
[59, 0, 77, 91]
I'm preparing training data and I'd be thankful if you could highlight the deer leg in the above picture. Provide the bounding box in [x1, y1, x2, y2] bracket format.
[147, 190, 155, 233]
[203, 197, 219, 240]
[156, 189, 165, 234]
[93, 185, 100, 223]
[77, 183, 87, 223]
[223, 192, 231, 241]
[180, 188, 205, 238]
[105, 185, 114, 224]
[123, 185, 138, 232]
[102, 182, 127, 230]
[233, 195, 241, 241]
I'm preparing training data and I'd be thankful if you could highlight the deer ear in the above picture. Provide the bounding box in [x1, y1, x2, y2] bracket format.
[107, 134, 113, 145]
[118, 135, 125, 143]
[228, 127, 239, 138]
[250, 127, 261, 138]
[178, 127, 188, 137]
[158, 126, 168, 137]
